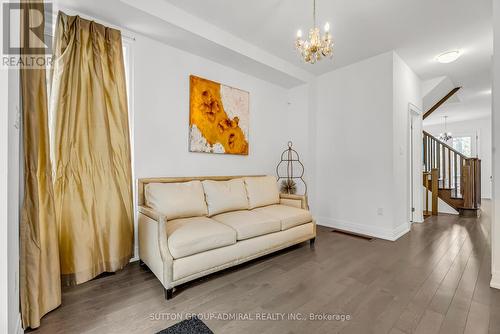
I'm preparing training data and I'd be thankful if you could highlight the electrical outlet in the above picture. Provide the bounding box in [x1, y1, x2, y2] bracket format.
[377, 208, 384, 216]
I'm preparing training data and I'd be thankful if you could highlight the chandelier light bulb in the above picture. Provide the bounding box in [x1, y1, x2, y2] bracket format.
[324, 22, 330, 32]
[297, 30, 303, 38]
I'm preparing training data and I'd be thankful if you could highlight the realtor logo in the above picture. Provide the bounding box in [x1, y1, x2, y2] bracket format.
[2, 1, 52, 67]
[3, 1, 52, 55]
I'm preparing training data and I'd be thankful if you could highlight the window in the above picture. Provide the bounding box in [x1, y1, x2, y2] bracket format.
[121, 38, 137, 259]
[122, 38, 134, 152]
[451, 136, 472, 157]
[122, 42, 132, 113]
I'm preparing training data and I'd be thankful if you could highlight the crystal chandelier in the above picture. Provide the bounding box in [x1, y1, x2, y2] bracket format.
[439, 116, 453, 142]
[295, 0, 333, 64]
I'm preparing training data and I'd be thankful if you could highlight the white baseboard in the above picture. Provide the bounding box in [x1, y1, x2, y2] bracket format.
[317, 217, 410, 241]
[491, 271, 500, 289]
[15, 313, 23, 334]
[129, 245, 139, 262]
[412, 212, 424, 224]
[393, 223, 411, 240]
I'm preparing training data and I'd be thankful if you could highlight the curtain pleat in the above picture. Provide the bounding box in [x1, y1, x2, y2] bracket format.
[19, 1, 61, 329]
[50, 12, 134, 286]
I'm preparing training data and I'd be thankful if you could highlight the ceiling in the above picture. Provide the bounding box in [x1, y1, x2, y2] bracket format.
[53, 0, 313, 87]
[162, 0, 492, 123]
[54, 0, 493, 122]
[163, 0, 490, 74]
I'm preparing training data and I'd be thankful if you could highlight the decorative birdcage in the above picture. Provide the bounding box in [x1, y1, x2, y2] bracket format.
[276, 141, 307, 195]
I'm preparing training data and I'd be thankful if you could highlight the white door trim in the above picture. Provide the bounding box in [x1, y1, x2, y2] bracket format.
[409, 103, 424, 223]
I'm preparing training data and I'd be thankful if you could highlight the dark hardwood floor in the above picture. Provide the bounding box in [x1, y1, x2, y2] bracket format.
[30, 201, 500, 334]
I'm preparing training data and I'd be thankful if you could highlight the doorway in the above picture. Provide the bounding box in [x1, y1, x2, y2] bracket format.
[409, 103, 424, 223]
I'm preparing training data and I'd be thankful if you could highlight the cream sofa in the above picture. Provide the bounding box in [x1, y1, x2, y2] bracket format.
[137, 175, 316, 299]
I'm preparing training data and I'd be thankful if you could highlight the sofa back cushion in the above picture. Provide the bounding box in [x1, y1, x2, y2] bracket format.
[202, 179, 249, 216]
[244, 176, 280, 209]
[145, 181, 208, 219]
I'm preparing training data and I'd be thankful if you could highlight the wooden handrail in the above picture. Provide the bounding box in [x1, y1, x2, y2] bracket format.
[423, 130, 467, 160]
[423, 87, 461, 120]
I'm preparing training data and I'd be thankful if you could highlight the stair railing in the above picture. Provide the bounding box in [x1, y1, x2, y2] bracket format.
[423, 169, 439, 215]
[423, 131, 481, 210]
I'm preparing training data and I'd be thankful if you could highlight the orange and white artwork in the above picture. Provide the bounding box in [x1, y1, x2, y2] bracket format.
[189, 75, 249, 155]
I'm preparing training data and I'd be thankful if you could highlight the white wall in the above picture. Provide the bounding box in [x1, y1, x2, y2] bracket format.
[0, 48, 10, 334]
[133, 36, 308, 178]
[1, 9, 22, 334]
[315, 52, 395, 239]
[393, 53, 424, 224]
[424, 117, 492, 199]
[491, 0, 500, 289]
[307, 81, 318, 212]
[132, 34, 312, 255]
[284, 84, 313, 196]
[7, 68, 21, 334]
[314, 51, 422, 240]
[1, 12, 22, 334]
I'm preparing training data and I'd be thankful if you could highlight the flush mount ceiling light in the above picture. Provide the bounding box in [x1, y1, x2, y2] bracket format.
[436, 50, 461, 64]
[295, 0, 333, 64]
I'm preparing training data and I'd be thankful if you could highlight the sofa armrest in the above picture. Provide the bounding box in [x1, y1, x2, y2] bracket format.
[138, 206, 174, 288]
[279, 193, 309, 210]
[138, 205, 164, 222]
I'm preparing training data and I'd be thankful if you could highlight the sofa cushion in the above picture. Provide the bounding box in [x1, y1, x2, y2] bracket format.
[254, 204, 313, 231]
[202, 179, 249, 216]
[243, 176, 280, 209]
[166, 217, 236, 259]
[212, 210, 281, 240]
[145, 181, 208, 220]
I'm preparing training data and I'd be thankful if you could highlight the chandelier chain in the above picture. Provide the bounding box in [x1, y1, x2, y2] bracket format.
[313, 0, 316, 27]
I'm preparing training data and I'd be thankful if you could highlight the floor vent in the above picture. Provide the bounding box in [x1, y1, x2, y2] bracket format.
[331, 229, 375, 241]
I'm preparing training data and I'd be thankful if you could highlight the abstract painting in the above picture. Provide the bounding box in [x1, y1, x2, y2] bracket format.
[189, 75, 249, 155]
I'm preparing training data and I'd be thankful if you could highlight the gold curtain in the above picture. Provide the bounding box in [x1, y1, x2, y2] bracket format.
[51, 12, 134, 285]
[19, 1, 61, 329]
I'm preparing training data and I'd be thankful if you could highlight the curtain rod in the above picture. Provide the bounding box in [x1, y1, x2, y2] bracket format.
[45, 9, 136, 41]
[44, 32, 136, 42]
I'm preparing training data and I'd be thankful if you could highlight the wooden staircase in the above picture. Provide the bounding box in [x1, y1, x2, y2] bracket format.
[423, 131, 481, 217]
